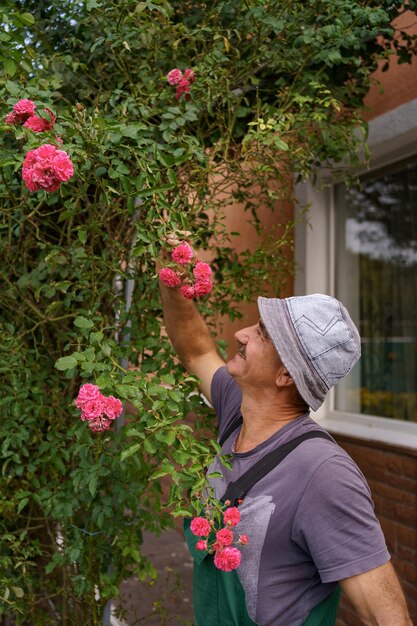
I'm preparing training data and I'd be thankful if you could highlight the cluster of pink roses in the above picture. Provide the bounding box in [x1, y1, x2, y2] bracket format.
[4, 98, 74, 193]
[190, 506, 248, 572]
[75, 383, 123, 433]
[159, 241, 213, 299]
[22, 143, 74, 193]
[4, 98, 56, 133]
[166, 68, 195, 100]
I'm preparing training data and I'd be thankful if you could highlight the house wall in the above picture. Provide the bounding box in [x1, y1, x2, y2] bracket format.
[216, 14, 417, 623]
[302, 19, 417, 626]
[334, 437, 417, 625]
[364, 11, 417, 121]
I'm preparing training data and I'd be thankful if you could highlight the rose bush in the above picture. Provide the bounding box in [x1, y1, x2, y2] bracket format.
[1, 0, 416, 623]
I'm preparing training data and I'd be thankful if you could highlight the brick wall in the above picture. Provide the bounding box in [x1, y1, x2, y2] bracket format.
[332, 434, 417, 625]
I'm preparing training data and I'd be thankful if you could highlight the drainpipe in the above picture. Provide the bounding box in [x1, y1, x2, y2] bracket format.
[102, 201, 142, 625]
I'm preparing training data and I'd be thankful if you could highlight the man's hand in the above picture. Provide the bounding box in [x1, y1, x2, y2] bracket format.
[340, 561, 413, 625]
[158, 233, 224, 403]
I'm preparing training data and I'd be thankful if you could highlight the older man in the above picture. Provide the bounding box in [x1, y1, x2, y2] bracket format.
[160, 279, 412, 626]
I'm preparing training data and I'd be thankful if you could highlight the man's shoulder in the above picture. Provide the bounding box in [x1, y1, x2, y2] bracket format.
[278, 418, 362, 482]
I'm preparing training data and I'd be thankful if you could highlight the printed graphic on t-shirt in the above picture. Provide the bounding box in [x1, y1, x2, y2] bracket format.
[235, 495, 275, 621]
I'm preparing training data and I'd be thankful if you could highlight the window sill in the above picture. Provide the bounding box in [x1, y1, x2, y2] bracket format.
[315, 410, 417, 451]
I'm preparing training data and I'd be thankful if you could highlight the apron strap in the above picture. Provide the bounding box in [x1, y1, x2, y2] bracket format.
[219, 415, 243, 447]
[221, 431, 335, 506]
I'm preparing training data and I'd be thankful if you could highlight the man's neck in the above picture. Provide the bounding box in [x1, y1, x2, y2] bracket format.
[235, 394, 307, 453]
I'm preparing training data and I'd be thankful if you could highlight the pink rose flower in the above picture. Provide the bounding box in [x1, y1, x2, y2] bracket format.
[22, 144, 74, 192]
[24, 109, 56, 133]
[216, 528, 234, 547]
[75, 383, 102, 409]
[180, 284, 195, 299]
[184, 68, 195, 83]
[13, 98, 36, 121]
[223, 507, 241, 527]
[190, 516, 211, 537]
[171, 241, 193, 264]
[239, 534, 249, 545]
[195, 540, 208, 551]
[52, 150, 74, 180]
[159, 267, 181, 288]
[194, 279, 212, 298]
[103, 395, 123, 420]
[88, 415, 112, 433]
[167, 68, 183, 85]
[5, 112, 18, 125]
[175, 78, 191, 100]
[193, 261, 212, 280]
[81, 397, 105, 421]
[214, 547, 241, 572]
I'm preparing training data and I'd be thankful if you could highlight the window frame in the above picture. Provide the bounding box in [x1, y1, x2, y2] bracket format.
[294, 97, 417, 450]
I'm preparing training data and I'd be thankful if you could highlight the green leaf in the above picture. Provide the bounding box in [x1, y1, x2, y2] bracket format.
[77, 228, 87, 244]
[74, 316, 94, 329]
[17, 498, 29, 513]
[5, 80, 20, 95]
[121, 443, 141, 462]
[55, 356, 78, 370]
[3, 59, 17, 76]
[18, 12, 35, 26]
[88, 474, 98, 497]
[90, 331, 103, 344]
[160, 373, 175, 385]
[143, 438, 156, 454]
[171, 508, 192, 517]
[207, 471, 223, 479]
[11, 586, 24, 598]
[155, 429, 176, 445]
[86, 0, 100, 10]
[149, 468, 169, 480]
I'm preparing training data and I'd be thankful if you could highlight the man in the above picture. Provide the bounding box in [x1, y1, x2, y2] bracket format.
[160, 270, 412, 626]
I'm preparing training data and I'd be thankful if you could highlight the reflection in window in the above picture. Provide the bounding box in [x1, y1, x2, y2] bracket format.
[335, 159, 417, 422]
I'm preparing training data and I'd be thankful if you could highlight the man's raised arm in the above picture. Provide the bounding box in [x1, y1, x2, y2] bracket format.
[159, 277, 224, 403]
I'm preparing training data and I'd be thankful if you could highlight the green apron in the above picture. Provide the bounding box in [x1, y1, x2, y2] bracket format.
[184, 430, 342, 626]
[184, 517, 340, 626]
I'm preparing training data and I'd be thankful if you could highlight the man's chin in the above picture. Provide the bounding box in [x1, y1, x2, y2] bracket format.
[226, 356, 242, 377]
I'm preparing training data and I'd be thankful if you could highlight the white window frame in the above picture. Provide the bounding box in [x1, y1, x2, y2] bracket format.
[295, 97, 417, 449]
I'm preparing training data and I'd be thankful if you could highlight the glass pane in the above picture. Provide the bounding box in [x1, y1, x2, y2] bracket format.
[335, 160, 417, 422]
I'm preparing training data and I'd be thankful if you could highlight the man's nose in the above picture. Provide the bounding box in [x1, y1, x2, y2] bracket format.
[234, 325, 254, 342]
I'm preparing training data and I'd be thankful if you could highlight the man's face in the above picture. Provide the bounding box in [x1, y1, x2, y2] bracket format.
[226, 319, 283, 388]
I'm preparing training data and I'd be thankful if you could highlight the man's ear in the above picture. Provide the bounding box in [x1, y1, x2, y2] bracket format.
[276, 366, 295, 388]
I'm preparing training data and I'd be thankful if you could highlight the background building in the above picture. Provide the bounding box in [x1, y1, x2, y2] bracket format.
[294, 22, 417, 623]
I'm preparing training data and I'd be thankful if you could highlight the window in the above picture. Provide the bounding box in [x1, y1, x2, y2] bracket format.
[334, 159, 417, 423]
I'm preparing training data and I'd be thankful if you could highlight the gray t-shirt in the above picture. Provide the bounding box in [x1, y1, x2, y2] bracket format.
[207, 367, 390, 626]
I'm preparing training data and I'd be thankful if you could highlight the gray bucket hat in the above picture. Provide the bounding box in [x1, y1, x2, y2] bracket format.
[258, 294, 361, 411]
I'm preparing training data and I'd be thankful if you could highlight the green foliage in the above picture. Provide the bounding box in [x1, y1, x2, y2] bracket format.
[1, 0, 416, 623]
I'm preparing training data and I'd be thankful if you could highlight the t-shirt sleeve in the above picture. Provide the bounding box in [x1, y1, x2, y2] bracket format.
[291, 454, 390, 583]
[210, 366, 242, 439]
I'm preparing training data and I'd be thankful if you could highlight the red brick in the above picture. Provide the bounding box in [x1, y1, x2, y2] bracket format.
[382, 471, 417, 493]
[367, 480, 417, 506]
[397, 543, 417, 564]
[402, 583, 417, 622]
[385, 455, 404, 474]
[397, 526, 417, 550]
[358, 461, 387, 483]
[378, 498, 417, 524]
[402, 457, 417, 479]
[395, 560, 417, 586]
